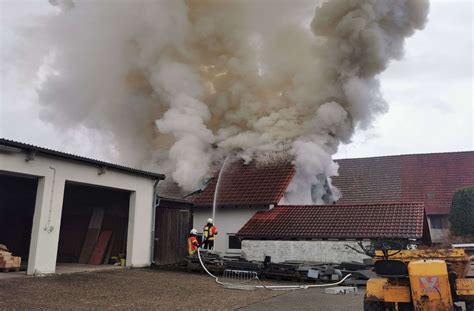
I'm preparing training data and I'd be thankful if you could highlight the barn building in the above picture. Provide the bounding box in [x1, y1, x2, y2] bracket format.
[189, 150, 473, 254]
[333, 151, 474, 242]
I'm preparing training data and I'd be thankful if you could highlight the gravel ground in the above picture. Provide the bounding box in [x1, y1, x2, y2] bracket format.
[0, 269, 282, 310]
[239, 287, 364, 311]
[0, 269, 364, 310]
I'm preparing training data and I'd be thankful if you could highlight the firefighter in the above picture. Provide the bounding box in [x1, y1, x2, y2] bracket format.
[202, 218, 218, 250]
[187, 228, 200, 256]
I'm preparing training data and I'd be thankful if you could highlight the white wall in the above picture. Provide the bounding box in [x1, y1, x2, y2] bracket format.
[241, 240, 370, 263]
[0, 150, 157, 275]
[427, 216, 449, 243]
[429, 228, 449, 243]
[193, 206, 268, 254]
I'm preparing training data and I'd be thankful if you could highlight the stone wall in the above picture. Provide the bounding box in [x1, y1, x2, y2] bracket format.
[241, 240, 370, 263]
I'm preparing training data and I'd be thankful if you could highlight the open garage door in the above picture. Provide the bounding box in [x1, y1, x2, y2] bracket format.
[0, 173, 38, 270]
[57, 182, 130, 266]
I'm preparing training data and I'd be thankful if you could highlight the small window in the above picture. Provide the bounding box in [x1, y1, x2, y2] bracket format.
[430, 215, 445, 229]
[228, 234, 242, 250]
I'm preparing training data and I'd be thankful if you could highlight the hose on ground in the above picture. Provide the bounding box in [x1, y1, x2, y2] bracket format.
[197, 247, 225, 285]
[196, 248, 352, 291]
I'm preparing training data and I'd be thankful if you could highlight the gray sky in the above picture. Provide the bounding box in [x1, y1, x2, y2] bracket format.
[337, 0, 473, 158]
[0, 0, 472, 165]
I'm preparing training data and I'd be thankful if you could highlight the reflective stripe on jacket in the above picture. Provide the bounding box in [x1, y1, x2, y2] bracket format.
[187, 236, 199, 255]
[203, 225, 218, 241]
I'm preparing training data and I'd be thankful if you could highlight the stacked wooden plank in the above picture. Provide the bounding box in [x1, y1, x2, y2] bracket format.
[263, 262, 306, 281]
[224, 259, 264, 276]
[0, 244, 21, 272]
[187, 251, 224, 274]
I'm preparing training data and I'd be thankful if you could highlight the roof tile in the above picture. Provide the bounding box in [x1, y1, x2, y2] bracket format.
[237, 203, 428, 240]
[333, 152, 474, 215]
[192, 159, 295, 207]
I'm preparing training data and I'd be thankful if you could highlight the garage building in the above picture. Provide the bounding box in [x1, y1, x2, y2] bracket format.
[0, 138, 164, 275]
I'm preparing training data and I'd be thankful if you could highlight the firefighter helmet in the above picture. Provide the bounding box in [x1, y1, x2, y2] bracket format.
[207, 218, 213, 224]
[190, 228, 198, 235]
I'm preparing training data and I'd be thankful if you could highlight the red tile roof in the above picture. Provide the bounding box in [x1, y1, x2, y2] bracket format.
[333, 151, 474, 215]
[237, 203, 430, 241]
[191, 159, 295, 207]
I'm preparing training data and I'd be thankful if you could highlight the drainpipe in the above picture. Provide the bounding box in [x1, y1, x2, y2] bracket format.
[150, 180, 159, 265]
[44, 166, 57, 233]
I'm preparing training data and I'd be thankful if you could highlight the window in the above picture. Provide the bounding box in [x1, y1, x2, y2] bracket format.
[430, 215, 446, 229]
[227, 234, 242, 250]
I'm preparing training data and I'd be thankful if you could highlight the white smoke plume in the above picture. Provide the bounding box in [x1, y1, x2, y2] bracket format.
[14, 0, 429, 202]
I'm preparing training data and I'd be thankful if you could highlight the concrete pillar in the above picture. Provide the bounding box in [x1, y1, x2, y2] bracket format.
[27, 171, 66, 275]
[126, 190, 153, 267]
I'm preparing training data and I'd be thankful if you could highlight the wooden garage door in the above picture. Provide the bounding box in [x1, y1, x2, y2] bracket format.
[154, 204, 192, 266]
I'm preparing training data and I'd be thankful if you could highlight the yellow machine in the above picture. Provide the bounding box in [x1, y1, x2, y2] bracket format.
[364, 249, 474, 311]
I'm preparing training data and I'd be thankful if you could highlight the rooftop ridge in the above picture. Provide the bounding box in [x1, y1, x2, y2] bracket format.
[277, 202, 425, 208]
[0, 138, 165, 180]
[335, 149, 474, 161]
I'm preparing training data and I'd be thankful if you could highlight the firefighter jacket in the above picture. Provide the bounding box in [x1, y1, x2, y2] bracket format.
[203, 224, 218, 241]
[187, 236, 199, 256]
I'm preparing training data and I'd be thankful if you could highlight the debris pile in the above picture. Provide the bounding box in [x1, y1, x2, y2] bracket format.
[261, 260, 375, 285]
[187, 253, 375, 286]
[187, 251, 223, 274]
[224, 258, 264, 275]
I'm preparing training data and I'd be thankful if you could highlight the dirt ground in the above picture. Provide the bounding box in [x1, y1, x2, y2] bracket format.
[0, 269, 283, 310]
[0, 268, 366, 310]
